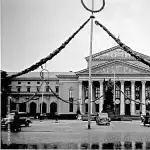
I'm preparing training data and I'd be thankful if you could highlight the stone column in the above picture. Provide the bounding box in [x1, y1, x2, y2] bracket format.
[120, 81, 125, 115]
[92, 81, 95, 114]
[99, 81, 103, 113]
[26, 102, 29, 113]
[79, 81, 83, 114]
[142, 81, 146, 115]
[91, 81, 93, 114]
[131, 81, 135, 115]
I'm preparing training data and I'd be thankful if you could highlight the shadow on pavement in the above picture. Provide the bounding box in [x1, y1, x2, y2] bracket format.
[1, 141, 150, 149]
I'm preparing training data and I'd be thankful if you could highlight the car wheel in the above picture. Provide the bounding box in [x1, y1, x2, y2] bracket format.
[25, 122, 29, 127]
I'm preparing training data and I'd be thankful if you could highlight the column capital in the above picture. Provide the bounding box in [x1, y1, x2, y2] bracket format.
[120, 80, 125, 84]
[78, 81, 83, 84]
[141, 81, 146, 85]
[131, 80, 135, 84]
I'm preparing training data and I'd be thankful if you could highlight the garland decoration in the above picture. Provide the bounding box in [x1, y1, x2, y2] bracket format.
[5, 17, 92, 80]
[95, 20, 150, 68]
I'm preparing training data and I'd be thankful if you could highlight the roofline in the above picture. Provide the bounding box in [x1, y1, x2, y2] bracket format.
[76, 59, 150, 74]
[85, 45, 150, 61]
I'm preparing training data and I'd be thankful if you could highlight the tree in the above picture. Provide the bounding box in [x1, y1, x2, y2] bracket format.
[102, 79, 114, 116]
[1, 70, 11, 117]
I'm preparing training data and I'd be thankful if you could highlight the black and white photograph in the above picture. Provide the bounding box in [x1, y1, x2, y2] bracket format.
[1, 0, 150, 149]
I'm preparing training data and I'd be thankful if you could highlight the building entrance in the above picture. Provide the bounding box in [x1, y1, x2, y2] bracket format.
[50, 102, 57, 114]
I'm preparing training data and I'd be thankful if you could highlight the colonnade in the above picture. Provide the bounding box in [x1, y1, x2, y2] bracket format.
[79, 80, 149, 116]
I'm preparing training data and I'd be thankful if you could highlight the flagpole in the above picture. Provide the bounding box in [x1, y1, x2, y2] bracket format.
[88, 0, 94, 129]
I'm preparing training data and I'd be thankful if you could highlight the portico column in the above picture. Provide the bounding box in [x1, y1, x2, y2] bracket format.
[99, 81, 103, 113]
[142, 81, 146, 115]
[120, 81, 125, 115]
[79, 81, 83, 114]
[131, 81, 135, 115]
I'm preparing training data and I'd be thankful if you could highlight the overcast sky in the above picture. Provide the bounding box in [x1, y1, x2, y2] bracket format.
[1, 0, 150, 73]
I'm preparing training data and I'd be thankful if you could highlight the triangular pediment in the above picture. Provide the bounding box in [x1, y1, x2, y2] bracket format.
[77, 60, 150, 75]
[85, 45, 150, 61]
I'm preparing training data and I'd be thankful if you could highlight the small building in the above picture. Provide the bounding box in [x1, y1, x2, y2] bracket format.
[8, 45, 150, 117]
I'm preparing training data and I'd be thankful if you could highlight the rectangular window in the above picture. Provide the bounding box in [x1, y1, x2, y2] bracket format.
[85, 87, 88, 99]
[46, 86, 49, 92]
[125, 86, 131, 99]
[69, 98, 73, 112]
[56, 86, 59, 93]
[18, 81, 21, 84]
[8, 86, 12, 92]
[115, 86, 120, 99]
[17, 86, 21, 92]
[37, 82, 40, 84]
[37, 86, 40, 92]
[27, 87, 30, 92]
[28, 82, 30, 84]
[95, 87, 100, 98]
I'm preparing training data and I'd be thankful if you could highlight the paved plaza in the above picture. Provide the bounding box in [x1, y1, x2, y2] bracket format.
[1, 119, 150, 149]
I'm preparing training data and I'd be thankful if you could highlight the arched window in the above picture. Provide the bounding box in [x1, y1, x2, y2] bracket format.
[69, 88, 74, 112]
[50, 102, 57, 114]
[30, 102, 36, 114]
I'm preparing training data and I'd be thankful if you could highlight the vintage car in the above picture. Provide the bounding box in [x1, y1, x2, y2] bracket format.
[1, 112, 32, 130]
[95, 113, 111, 125]
[143, 116, 150, 126]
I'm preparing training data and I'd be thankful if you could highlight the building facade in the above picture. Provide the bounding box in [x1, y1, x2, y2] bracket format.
[8, 46, 150, 116]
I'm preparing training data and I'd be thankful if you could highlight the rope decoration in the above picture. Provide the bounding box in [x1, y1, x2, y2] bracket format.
[95, 20, 150, 68]
[5, 17, 91, 80]
[81, 0, 105, 13]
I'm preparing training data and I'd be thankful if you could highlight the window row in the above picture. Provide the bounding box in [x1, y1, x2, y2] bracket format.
[17, 81, 49, 85]
[12, 86, 59, 93]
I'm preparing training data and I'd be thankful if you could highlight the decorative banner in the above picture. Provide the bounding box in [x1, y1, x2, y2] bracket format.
[85, 99, 88, 104]
[95, 100, 99, 104]
[125, 99, 130, 104]
[135, 99, 140, 104]
[115, 99, 120, 104]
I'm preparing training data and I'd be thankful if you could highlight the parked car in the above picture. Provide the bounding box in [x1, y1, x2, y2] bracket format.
[1, 112, 32, 130]
[143, 116, 150, 126]
[95, 113, 111, 125]
[81, 113, 98, 121]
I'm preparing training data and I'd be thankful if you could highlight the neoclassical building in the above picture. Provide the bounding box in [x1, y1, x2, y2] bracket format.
[8, 45, 150, 117]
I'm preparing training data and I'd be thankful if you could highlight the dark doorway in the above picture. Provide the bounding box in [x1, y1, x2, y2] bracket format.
[30, 102, 36, 114]
[19, 103, 26, 112]
[125, 103, 131, 115]
[10, 102, 16, 111]
[115, 104, 120, 115]
[50, 102, 57, 114]
[40, 102, 47, 113]
[85, 103, 88, 113]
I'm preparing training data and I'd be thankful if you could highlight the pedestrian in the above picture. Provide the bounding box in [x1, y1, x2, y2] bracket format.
[13, 111, 20, 131]
[55, 112, 58, 123]
[140, 112, 144, 123]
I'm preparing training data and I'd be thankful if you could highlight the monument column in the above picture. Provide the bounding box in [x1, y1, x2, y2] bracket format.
[99, 81, 104, 113]
[120, 81, 125, 115]
[79, 81, 83, 114]
[131, 81, 135, 115]
[142, 81, 146, 115]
